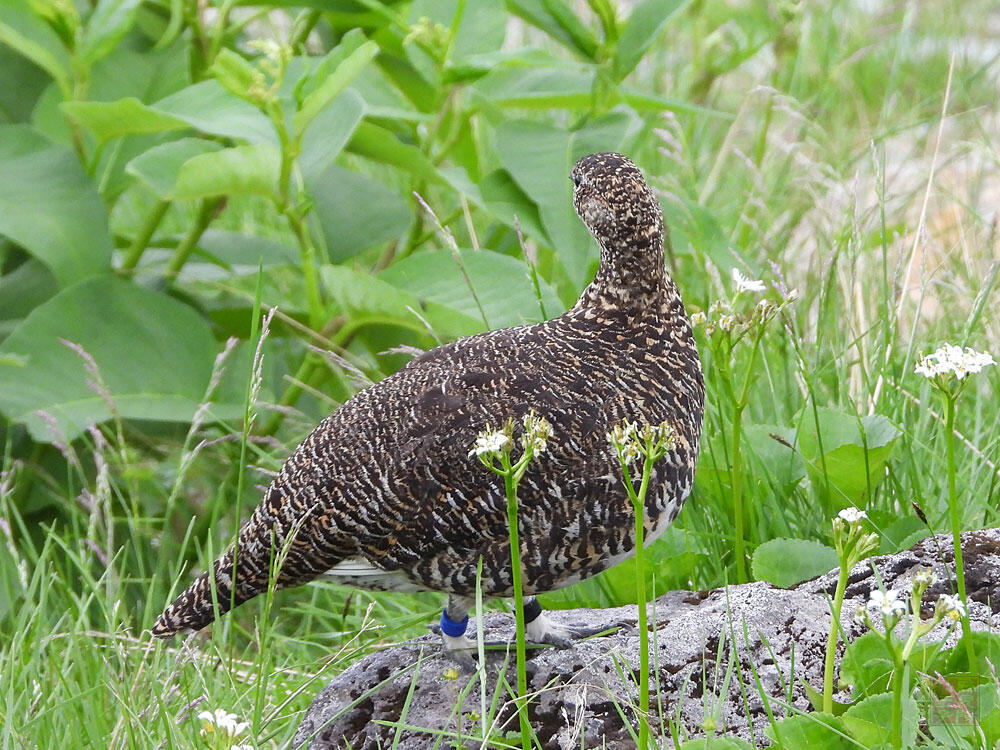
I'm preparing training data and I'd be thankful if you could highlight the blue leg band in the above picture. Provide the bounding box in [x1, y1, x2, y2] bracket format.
[440, 609, 469, 638]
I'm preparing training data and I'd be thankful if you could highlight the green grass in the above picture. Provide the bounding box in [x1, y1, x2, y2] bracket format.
[2, 0, 1000, 747]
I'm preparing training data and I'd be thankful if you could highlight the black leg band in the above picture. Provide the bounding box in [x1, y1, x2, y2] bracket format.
[522, 597, 543, 624]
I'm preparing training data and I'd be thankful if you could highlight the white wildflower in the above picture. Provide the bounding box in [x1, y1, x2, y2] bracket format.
[786, 288, 800, 302]
[690, 311, 707, 326]
[732, 267, 766, 293]
[868, 589, 906, 618]
[915, 345, 995, 381]
[717, 314, 736, 332]
[912, 568, 939, 588]
[522, 413, 552, 455]
[198, 709, 249, 738]
[936, 593, 967, 621]
[837, 507, 867, 524]
[608, 420, 641, 463]
[470, 430, 509, 457]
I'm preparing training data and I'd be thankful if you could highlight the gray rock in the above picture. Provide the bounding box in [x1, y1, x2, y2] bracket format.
[294, 529, 1000, 749]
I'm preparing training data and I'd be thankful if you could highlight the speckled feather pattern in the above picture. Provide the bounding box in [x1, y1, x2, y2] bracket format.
[153, 153, 704, 637]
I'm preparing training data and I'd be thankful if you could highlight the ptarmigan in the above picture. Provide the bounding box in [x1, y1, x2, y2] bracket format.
[153, 152, 704, 649]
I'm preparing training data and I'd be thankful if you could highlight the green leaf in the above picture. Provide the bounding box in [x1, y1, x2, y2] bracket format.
[945, 633, 1000, 675]
[0, 125, 112, 285]
[495, 114, 639, 290]
[124, 138, 223, 197]
[293, 39, 377, 139]
[153, 80, 277, 145]
[308, 166, 411, 263]
[613, 0, 690, 81]
[844, 692, 918, 748]
[170, 144, 280, 200]
[505, 0, 599, 59]
[322, 265, 480, 342]
[764, 713, 856, 750]
[60, 97, 189, 142]
[751, 538, 838, 588]
[346, 121, 442, 183]
[0, 0, 72, 97]
[474, 66, 596, 108]
[0, 276, 237, 442]
[840, 631, 894, 698]
[298, 89, 364, 181]
[795, 408, 901, 510]
[678, 738, 753, 750]
[410, 0, 507, 62]
[78, 0, 142, 66]
[379, 248, 564, 330]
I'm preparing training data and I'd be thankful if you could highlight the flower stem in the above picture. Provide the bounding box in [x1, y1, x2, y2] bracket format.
[890, 654, 904, 750]
[822, 561, 849, 713]
[626, 456, 653, 747]
[503, 457, 531, 750]
[165, 197, 224, 281]
[944, 393, 975, 666]
[120, 198, 170, 274]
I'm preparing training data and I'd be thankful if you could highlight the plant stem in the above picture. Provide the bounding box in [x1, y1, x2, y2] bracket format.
[626, 456, 654, 747]
[822, 561, 849, 713]
[503, 457, 531, 750]
[889, 648, 905, 750]
[120, 199, 170, 274]
[730, 398, 748, 583]
[165, 197, 224, 281]
[944, 393, 976, 666]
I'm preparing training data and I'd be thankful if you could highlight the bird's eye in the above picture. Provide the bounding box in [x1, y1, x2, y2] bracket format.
[570, 173, 581, 187]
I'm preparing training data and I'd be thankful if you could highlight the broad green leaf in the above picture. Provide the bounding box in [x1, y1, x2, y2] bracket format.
[0, 42, 55, 123]
[153, 80, 277, 145]
[0, 260, 57, 337]
[495, 114, 639, 290]
[0, 0, 72, 96]
[308, 166, 411, 263]
[764, 713, 855, 750]
[678, 739, 753, 750]
[124, 138, 223, 196]
[751, 538, 837, 588]
[298, 89, 364, 181]
[409, 0, 507, 62]
[945, 633, 1000, 675]
[170, 144, 280, 200]
[60, 97, 189, 142]
[322, 265, 480, 342]
[347, 121, 442, 183]
[745, 424, 805, 492]
[0, 125, 111, 285]
[293, 39, 377, 138]
[0, 276, 237, 442]
[796, 409, 901, 510]
[844, 692, 917, 748]
[840, 631, 894, 697]
[505, 0, 599, 59]
[78, 0, 142, 66]
[476, 168, 549, 243]
[474, 66, 596, 108]
[613, 0, 690, 81]
[379, 248, 564, 329]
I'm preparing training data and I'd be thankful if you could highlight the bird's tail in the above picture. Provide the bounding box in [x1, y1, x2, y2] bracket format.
[152, 548, 248, 637]
[152, 500, 301, 638]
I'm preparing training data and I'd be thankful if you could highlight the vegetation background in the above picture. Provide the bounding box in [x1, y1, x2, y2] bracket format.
[0, 0, 998, 746]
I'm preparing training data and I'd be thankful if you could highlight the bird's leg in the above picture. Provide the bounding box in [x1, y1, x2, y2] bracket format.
[438, 594, 476, 651]
[523, 596, 624, 649]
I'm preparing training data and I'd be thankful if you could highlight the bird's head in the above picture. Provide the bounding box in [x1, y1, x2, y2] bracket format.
[570, 153, 663, 248]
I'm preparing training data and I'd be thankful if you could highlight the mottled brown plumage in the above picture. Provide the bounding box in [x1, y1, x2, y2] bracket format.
[153, 153, 704, 640]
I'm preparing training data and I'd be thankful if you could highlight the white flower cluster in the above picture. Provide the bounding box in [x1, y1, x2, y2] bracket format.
[935, 593, 967, 621]
[607, 420, 676, 464]
[608, 420, 642, 463]
[837, 507, 867, 524]
[470, 430, 509, 458]
[198, 708, 250, 742]
[868, 589, 906, 618]
[732, 267, 766, 293]
[915, 345, 995, 381]
[522, 412, 552, 455]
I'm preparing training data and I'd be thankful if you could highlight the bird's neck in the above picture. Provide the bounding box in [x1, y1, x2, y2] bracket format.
[573, 226, 678, 314]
